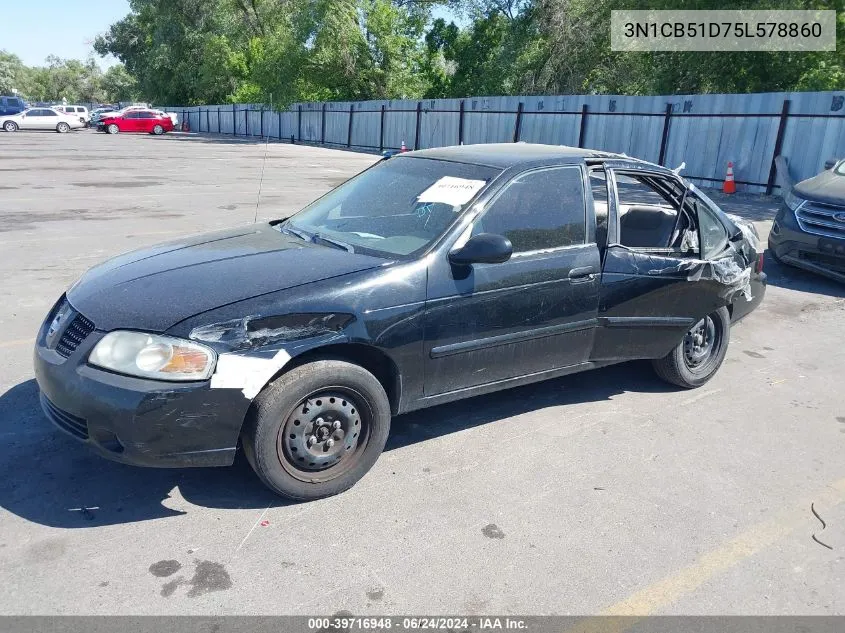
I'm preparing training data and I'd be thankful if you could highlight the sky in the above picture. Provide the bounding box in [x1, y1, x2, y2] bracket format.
[0, 0, 130, 68]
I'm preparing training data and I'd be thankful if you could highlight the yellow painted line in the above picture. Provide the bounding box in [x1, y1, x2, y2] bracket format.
[0, 339, 32, 349]
[566, 477, 845, 633]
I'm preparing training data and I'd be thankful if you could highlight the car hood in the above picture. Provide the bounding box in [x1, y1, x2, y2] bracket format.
[794, 169, 845, 206]
[67, 223, 386, 332]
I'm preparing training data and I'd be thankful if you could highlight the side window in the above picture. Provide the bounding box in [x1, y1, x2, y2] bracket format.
[30, 109, 45, 116]
[472, 166, 586, 253]
[615, 173, 686, 250]
[696, 199, 729, 259]
[589, 168, 609, 248]
[44, 110, 58, 116]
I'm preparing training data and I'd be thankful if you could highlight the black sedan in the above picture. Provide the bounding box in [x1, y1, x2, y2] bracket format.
[769, 159, 845, 283]
[34, 144, 765, 500]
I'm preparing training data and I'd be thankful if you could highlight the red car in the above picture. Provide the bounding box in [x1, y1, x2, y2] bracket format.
[99, 110, 175, 135]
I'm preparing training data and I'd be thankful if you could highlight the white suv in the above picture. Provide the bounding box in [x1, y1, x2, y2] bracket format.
[55, 105, 90, 125]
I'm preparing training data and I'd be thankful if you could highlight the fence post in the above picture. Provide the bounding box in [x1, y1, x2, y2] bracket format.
[513, 102, 524, 142]
[458, 99, 465, 145]
[260, 106, 264, 138]
[245, 107, 249, 137]
[206, 108, 210, 133]
[278, 109, 282, 140]
[347, 104, 354, 148]
[297, 105, 302, 142]
[233, 104, 237, 135]
[658, 103, 672, 166]
[379, 104, 385, 153]
[578, 104, 589, 148]
[766, 99, 791, 195]
[218, 106, 221, 134]
[414, 101, 422, 150]
[321, 103, 327, 145]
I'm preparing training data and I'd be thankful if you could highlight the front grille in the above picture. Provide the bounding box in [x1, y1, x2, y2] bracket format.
[796, 201, 845, 240]
[56, 312, 95, 358]
[40, 393, 89, 440]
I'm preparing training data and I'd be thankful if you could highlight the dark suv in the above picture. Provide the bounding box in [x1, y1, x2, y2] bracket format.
[769, 159, 845, 283]
[0, 95, 27, 116]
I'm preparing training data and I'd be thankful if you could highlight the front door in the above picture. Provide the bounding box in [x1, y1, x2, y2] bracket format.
[21, 109, 50, 130]
[591, 162, 736, 361]
[424, 164, 601, 396]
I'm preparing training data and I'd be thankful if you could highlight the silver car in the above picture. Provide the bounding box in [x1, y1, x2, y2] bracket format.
[1, 107, 85, 133]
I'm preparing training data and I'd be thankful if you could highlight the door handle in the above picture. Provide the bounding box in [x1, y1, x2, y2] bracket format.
[568, 266, 597, 281]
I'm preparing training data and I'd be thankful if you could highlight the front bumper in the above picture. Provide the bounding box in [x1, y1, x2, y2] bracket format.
[33, 300, 251, 468]
[769, 203, 845, 283]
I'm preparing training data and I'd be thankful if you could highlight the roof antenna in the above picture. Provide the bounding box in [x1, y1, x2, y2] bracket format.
[253, 93, 272, 225]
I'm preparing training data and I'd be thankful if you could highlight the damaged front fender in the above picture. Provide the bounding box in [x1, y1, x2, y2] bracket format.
[186, 313, 356, 400]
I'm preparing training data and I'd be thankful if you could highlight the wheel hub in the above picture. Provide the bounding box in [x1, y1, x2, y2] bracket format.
[684, 316, 716, 367]
[280, 392, 362, 472]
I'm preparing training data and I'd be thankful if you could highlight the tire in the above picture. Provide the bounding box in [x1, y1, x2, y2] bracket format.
[56, 122, 70, 133]
[107, 123, 119, 135]
[3, 121, 18, 132]
[652, 307, 731, 389]
[152, 124, 164, 135]
[242, 359, 391, 500]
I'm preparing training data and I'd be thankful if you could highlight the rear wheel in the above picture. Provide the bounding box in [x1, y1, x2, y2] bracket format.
[243, 359, 391, 500]
[107, 123, 119, 135]
[3, 121, 18, 132]
[152, 124, 164, 135]
[652, 307, 730, 389]
[56, 122, 70, 133]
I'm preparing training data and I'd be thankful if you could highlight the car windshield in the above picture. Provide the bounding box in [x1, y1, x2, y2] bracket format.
[281, 157, 501, 258]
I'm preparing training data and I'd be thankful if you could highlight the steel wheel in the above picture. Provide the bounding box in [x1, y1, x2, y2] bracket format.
[277, 388, 369, 483]
[107, 123, 119, 135]
[3, 121, 17, 132]
[56, 122, 70, 133]
[652, 307, 731, 389]
[683, 315, 717, 368]
[152, 124, 164, 135]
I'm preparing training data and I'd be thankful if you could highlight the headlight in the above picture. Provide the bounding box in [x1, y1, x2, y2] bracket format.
[783, 188, 806, 212]
[89, 331, 216, 381]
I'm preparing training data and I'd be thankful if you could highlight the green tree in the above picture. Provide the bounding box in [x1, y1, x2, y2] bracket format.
[101, 64, 140, 102]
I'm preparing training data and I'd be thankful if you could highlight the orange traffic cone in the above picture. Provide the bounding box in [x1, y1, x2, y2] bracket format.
[400, 140, 407, 152]
[723, 161, 736, 194]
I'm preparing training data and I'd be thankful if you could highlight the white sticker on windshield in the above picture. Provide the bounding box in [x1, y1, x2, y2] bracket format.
[417, 177, 486, 207]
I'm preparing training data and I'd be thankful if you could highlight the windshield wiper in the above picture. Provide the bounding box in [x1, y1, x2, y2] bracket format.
[312, 233, 355, 253]
[280, 224, 312, 242]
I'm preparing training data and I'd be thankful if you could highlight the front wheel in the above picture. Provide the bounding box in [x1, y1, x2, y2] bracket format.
[152, 124, 164, 135]
[243, 360, 391, 500]
[56, 122, 70, 133]
[3, 121, 18, 132]
[107, 123, 119, 135]
[652, 307, 731, 389]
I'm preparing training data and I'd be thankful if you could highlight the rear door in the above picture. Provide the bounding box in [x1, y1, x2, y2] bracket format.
[591, 161, 735, 361]
[424, 163, 601, 396]
[137, 111, 155, 132]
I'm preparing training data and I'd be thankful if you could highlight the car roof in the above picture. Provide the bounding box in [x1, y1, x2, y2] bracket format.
[406, 143, 618, 169]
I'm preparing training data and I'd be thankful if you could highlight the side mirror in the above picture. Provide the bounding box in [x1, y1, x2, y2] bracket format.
[449, 233, 513, 266]
[824, 158, 838, 170]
